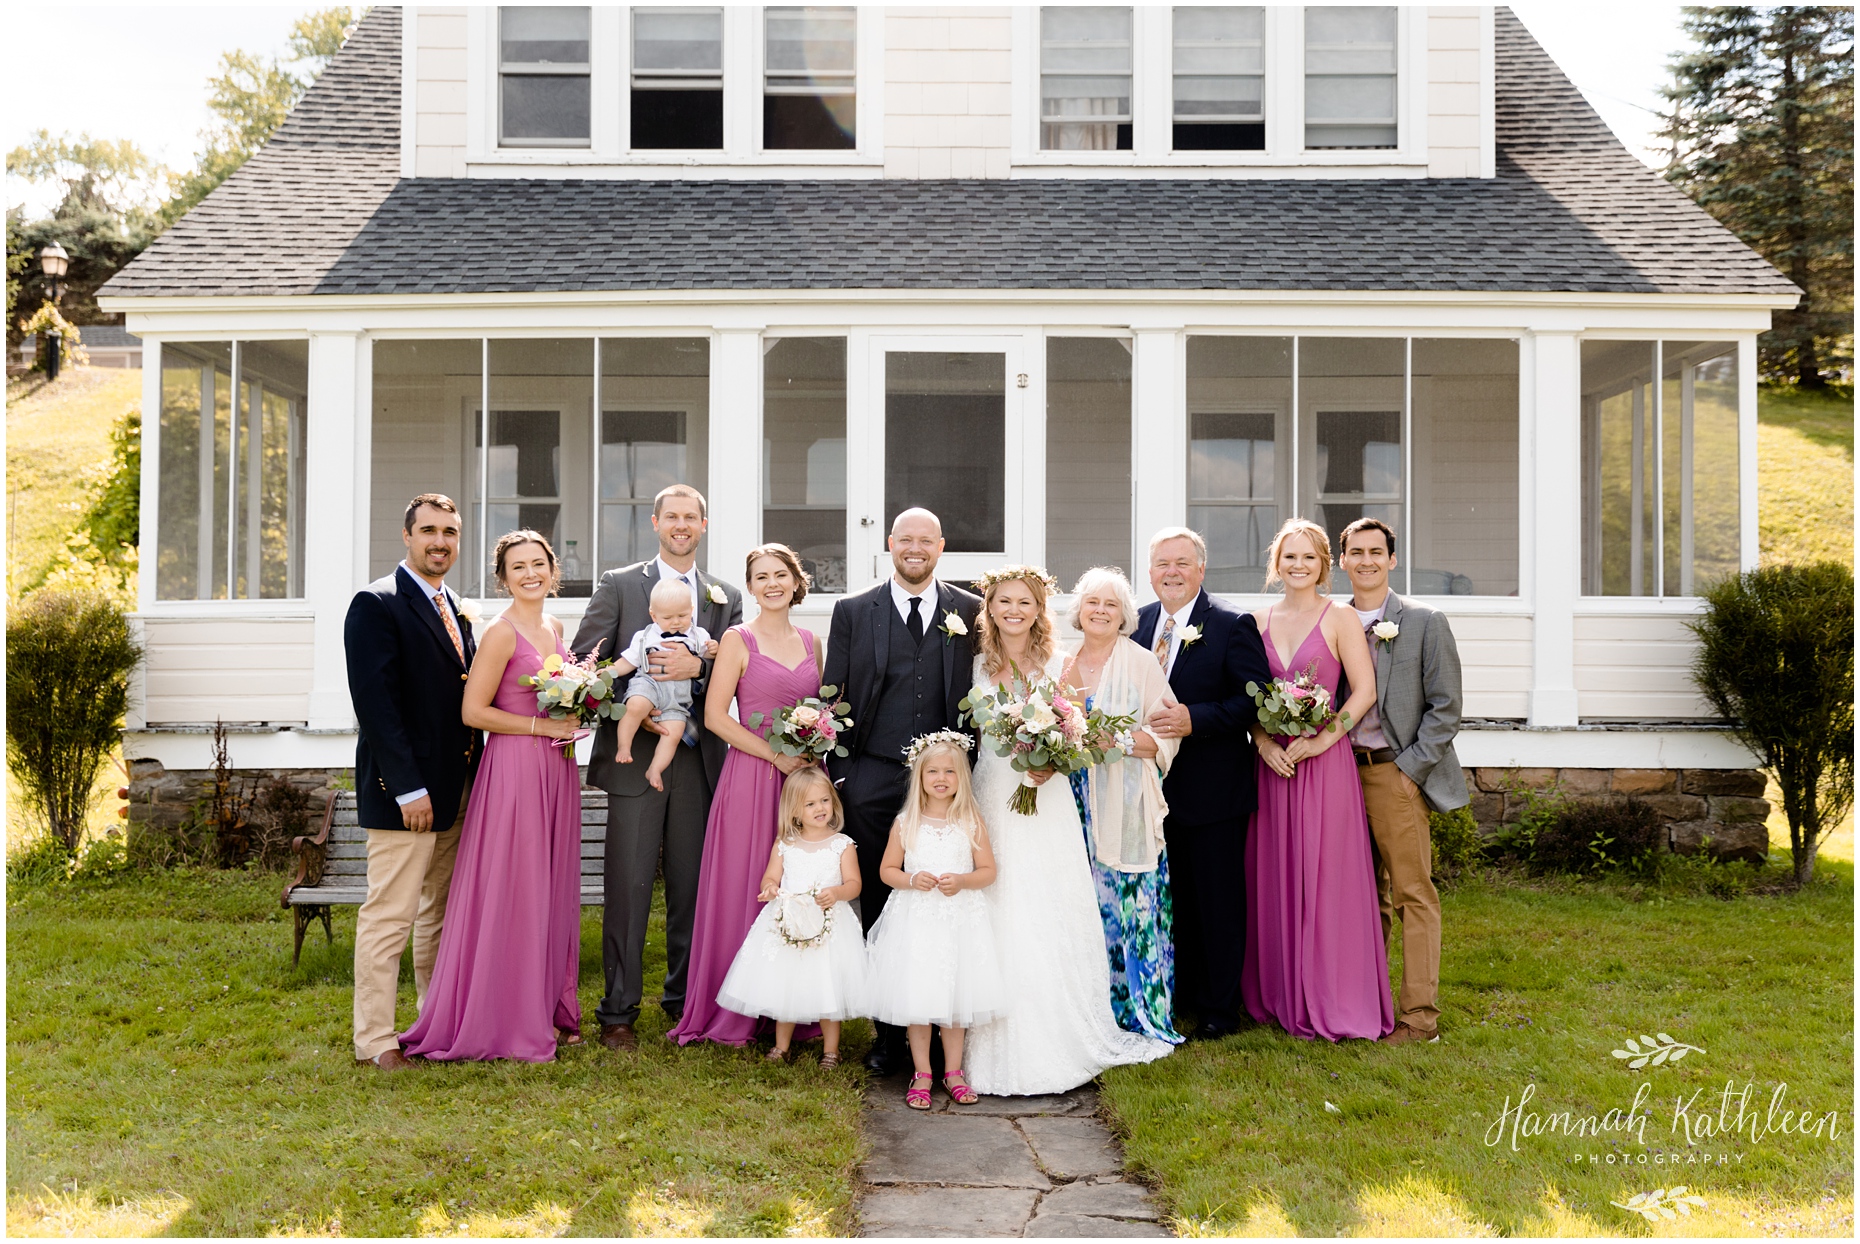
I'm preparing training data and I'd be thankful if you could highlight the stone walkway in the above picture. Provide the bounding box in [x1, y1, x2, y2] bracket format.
[855, 1075, 1170, 1238]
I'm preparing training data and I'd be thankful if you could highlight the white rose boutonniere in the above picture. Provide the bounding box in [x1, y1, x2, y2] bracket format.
[707, 583, 728, 606]
[1177, 624, 1203, 649]
[456, 599, 483, 628]
[939, 611, 968, 644]
[1372, 620, 1400, 649]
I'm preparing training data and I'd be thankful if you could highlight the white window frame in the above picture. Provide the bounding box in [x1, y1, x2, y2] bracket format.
[1011, 5, 1429, 176]
[466, 5, 883, 174]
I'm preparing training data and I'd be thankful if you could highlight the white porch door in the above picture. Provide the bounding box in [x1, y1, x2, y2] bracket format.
[849, 334, 1036, 589]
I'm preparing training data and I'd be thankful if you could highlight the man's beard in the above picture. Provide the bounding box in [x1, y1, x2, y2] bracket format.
[894, 558, 934, 587]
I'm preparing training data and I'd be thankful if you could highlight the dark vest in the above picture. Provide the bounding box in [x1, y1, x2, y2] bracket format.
[863, 615, 949, 763]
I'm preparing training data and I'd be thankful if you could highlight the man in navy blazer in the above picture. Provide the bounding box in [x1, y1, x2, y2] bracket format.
[1131, 526, 1271, 1040]
[344, 493, 483, 1071]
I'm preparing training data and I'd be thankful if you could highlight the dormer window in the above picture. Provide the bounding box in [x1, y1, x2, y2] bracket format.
[1303, 6, 1399, 150]
[1040, 6, 1132, 151]
[764, 7, 858, 150]
[498, 6, 590, 147]
[631, 6, 724, 150]
[1172, 6, 1265, 152]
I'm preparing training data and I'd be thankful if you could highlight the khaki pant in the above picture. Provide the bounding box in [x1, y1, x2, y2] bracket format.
[351, 806, 463, 1062]
[1360, 762, 1441, 1031]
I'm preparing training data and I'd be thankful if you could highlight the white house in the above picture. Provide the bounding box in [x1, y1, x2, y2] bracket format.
[99, 5, 1797, 846]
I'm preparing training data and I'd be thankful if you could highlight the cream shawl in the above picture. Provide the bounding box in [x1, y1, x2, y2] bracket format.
[1080, 636, 1178, 873]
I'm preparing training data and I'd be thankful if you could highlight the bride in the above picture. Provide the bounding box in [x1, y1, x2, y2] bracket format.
[963, 566, 1175, 1095]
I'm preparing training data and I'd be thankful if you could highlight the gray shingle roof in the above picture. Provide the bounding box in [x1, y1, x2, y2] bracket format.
[101, 6, 1797, 300]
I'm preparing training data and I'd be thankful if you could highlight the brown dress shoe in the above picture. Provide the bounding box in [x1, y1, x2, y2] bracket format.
[600, 1023, 638, 1051]
[359, 1048, 417, 1071]
[1379, 1021, 1440, 1046]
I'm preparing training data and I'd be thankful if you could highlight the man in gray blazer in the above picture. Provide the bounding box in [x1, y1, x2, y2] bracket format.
[571, 485, 742, 1051]
[1339, 517, 1467, 1046]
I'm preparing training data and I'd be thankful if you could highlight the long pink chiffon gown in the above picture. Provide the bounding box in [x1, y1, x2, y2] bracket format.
[401, 625, 582, 1062]
[1241, 610, 1394, 1042]
[670, 625, 822, 1046]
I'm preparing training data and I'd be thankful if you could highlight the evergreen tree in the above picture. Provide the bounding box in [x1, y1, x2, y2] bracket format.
[1662, 6, 1854, 387]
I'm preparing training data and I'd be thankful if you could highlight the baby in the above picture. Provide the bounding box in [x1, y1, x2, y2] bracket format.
[610, 578, 718, 791]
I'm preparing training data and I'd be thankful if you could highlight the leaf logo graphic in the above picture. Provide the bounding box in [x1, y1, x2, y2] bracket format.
[1611, 1187, 1707, 1222]
[1610, 1032, 1705, 1069]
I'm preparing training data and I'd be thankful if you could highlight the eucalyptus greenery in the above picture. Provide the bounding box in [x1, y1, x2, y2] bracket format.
[5, 590, 142, 855]
[1690, 562, 1854, 886]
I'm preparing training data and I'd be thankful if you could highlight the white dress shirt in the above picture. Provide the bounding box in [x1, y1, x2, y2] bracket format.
[1349, 598, 1391, 750]
[1155, 599, 1198, 677]
[654, 556, 702, 616]
[395, 561, 465, 806]
[891, 577, 939, 628]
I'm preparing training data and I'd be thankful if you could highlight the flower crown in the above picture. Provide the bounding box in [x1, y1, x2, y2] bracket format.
[902, 730, 974, 767]
[971, 565, 1060, 597]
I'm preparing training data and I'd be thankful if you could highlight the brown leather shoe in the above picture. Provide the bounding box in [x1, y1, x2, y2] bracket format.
[1379, 1021, 1440, 1046]
[600, 1023, 637, 1051]
[358, 1047, 417, 1071]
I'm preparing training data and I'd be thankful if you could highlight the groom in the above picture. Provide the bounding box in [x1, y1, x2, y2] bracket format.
[1338, 518, 1466, 1046]
[573, 485, 742, 1051]
[824, 507, 981, 1076]
[1132, 527, 1271, 1040]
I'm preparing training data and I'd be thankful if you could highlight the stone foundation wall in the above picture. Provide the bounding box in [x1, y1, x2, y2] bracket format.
[125, 759, 345, 835]
[1462, 767, 1771, 863]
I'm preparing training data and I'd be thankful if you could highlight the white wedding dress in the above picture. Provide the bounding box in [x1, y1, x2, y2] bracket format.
[964, 654, 1175, 1096]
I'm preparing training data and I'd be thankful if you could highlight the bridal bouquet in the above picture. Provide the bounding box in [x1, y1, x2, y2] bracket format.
[520, 650, 625, 746]
[961, 672, 1131, 815]
[748, 686, 854, 760]
[1246, 660, 1353, 739]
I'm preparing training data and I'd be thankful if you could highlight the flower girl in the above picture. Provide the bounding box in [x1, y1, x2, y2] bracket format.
[716, 767, 867, 1066]
[866, 731, 1005, 1109]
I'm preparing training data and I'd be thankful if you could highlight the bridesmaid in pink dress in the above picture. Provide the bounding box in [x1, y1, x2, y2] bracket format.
[671, 544, 826, 1047]
[402, 531, 584, 1062]
[1241, 519, 1394, 1042]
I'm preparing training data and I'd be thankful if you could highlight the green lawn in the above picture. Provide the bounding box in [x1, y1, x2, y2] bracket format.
[1099, 856, 1855, 1238]
[1757, 383, 1853, 570]
[5, 871, 866, 1237]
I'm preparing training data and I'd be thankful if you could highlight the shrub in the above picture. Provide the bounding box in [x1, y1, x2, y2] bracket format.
[1488, 784, 1570, 865]
[1428, 806, 1485, 878]
[5, 590, 142, 855]
[248, 775, 316, 871]
[1691, 563, 1855, 887]
[1531, 799, 1665, 877]
[78, 405, 140, 590]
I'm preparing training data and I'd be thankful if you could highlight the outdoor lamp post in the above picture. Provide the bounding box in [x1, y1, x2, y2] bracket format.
[39, 242, 70, 381]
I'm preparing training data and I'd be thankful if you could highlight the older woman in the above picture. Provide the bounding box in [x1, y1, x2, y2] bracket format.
[1062, 567, 1185, 1046]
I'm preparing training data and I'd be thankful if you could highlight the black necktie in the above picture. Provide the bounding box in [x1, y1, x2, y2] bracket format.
[907, 595, 925, 644]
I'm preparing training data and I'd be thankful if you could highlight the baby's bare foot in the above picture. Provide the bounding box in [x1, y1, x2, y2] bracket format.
[616, 746, 633, 765]
[646, 764, 667, 791]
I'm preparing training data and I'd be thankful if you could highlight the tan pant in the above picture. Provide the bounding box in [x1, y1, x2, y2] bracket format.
[1360, 762, 1441, 1031]
[351, 808, 462, 1061]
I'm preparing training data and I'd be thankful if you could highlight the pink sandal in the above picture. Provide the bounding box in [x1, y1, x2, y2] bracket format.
[905, 1072, 933, 1111]
[942, 1069, 979, 1105]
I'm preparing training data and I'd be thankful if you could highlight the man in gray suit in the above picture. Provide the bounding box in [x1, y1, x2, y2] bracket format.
[1338, 517, 1467, 1047]
[572, 485, 742, 1051]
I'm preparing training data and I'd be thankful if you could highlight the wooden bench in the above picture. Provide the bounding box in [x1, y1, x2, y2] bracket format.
[281, 787, 611, 966]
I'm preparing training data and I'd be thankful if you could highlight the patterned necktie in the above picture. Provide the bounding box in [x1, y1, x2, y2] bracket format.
[1153, 616, 1176, 669]
[433, 591, 465, 664]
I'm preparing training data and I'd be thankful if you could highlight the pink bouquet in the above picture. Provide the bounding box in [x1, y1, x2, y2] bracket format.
[1246, 660, 1352, 739]
[748, 685, 853, 760]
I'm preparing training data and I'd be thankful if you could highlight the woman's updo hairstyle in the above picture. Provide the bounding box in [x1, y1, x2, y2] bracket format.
[744, 542, 810, 607]
[491, 529, 560, 595]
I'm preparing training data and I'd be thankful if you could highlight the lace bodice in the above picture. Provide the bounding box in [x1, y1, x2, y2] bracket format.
[775, 833, 853, 895]
[903, 818, 976, 877]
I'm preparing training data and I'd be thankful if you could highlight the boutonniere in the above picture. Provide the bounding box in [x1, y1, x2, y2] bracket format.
[706, 583, 728, 606]
[939, 611, 969, 645]
[1372, 620, 1400, 649]
[456, 599, 483, 628]
[1177, 624, 1203, 649]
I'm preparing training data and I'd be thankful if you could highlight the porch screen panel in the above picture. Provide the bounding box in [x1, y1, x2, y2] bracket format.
[1304, 6, 1398, 149]
[370, 340, 481, 584]
[764, 338, 847, 593]
[500, 6, 591, 146]
[1410, 339, 1518, 596]
[1173, 6, 1265, 151]
[156, 341, 232, 600]
[1186, 336, 1290, 593]
[1299, 337, 1404, 593]
[1580, 341, 1658, 596]
[1662, 342, 1739, 596]
[232, 340, 309, 599]
[885, 352, 1005, 554]
[1046, 337, 1132, 589]
[764, 7, 857, 150]
[1041, 6, 1134, 151]
[600, 338, 711, 576]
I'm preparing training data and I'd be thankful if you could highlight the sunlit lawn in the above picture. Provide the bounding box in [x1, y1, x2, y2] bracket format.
[1757, 382, 1853, 570]
[5, 871, 866, 1237]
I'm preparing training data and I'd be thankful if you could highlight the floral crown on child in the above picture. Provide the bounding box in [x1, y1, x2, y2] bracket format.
[901, 730, 974, 767]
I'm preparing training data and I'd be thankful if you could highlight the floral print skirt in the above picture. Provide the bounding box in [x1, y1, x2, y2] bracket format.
[1070, 773, 1184, 1045]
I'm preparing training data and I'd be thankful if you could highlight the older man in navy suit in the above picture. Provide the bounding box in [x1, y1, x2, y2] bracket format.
[344, 493, 483, 1071]
[1131, 526, 1271, 1041]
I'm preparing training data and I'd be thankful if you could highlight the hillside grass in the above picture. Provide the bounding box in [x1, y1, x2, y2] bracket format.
[5, 871, 866, 1237]
[5, 366, 141, 600]
[1757, 382, 1853, 570]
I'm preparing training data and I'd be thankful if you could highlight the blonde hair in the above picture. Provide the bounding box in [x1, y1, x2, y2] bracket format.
[976, 567, 1058, 680]
[896, 739, 986, 853]
[778, 767, 843, 843]
[1263, 518, 1333, 592]
[648, 577, 693, 614]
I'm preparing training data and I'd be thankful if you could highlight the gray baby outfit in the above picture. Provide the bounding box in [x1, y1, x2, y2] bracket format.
[620, 623, 713, 722]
